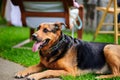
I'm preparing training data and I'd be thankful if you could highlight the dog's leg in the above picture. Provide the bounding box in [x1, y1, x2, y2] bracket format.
[96, 45, 120, 79]
[15, 63, 44, 79]
[26, 70, 70, 80]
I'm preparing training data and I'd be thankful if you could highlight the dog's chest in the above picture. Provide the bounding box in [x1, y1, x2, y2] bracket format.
[41, 57, 61, 69]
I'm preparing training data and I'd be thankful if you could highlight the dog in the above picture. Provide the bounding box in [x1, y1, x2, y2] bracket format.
[15, 22, 120, 80]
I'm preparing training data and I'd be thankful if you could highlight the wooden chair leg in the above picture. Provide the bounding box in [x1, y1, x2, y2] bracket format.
[77, 28, 83, 39]
[1, 0, 7, 17]
[77, 5, 84, 39]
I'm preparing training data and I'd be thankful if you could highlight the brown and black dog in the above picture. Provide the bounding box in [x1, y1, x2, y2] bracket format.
[15, 22, 120, 80]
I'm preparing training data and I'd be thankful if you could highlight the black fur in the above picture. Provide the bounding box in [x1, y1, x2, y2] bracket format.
[76, 41, 107, 70]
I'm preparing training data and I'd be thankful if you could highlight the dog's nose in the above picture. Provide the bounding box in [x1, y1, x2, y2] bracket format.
[32, 33, 37, 41]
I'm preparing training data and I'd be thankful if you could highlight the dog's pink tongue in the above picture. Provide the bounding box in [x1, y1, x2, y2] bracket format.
[32, 42, 41, 52]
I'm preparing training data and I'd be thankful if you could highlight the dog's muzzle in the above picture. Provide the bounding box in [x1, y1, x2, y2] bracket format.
[32, 33, 38, 41]
[32, 33, 50, 52]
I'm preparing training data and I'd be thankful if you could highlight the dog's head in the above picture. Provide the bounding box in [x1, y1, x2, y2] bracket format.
[32, 22, 66, 52]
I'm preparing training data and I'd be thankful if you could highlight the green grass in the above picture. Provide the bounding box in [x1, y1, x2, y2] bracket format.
[61, 73, 97, 80]
[0, 16, 6, 25]
[0, 26, 120, 80]
[0, 26, 39, 66]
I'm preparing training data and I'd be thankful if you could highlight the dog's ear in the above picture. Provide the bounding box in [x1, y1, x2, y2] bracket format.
[55, 22, 67, 29]
[54, 24, 59, 30]
[51, 24, 59, 33]
[52, 22, 68, 33]
[51, 22, 65, 33]
[60, 22, 67, 28]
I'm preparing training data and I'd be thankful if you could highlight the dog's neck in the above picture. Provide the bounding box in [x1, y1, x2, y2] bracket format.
[41, 33, 67, 54]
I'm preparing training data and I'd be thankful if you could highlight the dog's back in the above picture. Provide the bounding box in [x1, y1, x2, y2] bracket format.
[75, 41, 107, 70]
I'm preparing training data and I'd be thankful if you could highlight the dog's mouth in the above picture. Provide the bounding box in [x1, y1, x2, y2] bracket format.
[32, 39, 50, 52]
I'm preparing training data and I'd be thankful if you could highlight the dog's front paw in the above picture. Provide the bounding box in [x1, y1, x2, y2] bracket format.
[26, 74, 40, 80]
[14, 70, 30, 79]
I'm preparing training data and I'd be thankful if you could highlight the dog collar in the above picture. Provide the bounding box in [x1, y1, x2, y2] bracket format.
[46, 33, 66, 53]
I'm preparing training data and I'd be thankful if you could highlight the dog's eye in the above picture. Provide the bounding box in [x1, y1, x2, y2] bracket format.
[43, 28, 49, 33]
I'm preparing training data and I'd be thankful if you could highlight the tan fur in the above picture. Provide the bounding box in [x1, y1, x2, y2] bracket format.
[97, 44, 120, 78]
[15, 23, 120, 80]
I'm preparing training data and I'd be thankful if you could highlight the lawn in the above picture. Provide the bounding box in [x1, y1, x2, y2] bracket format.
[0, 25, 120, 80]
